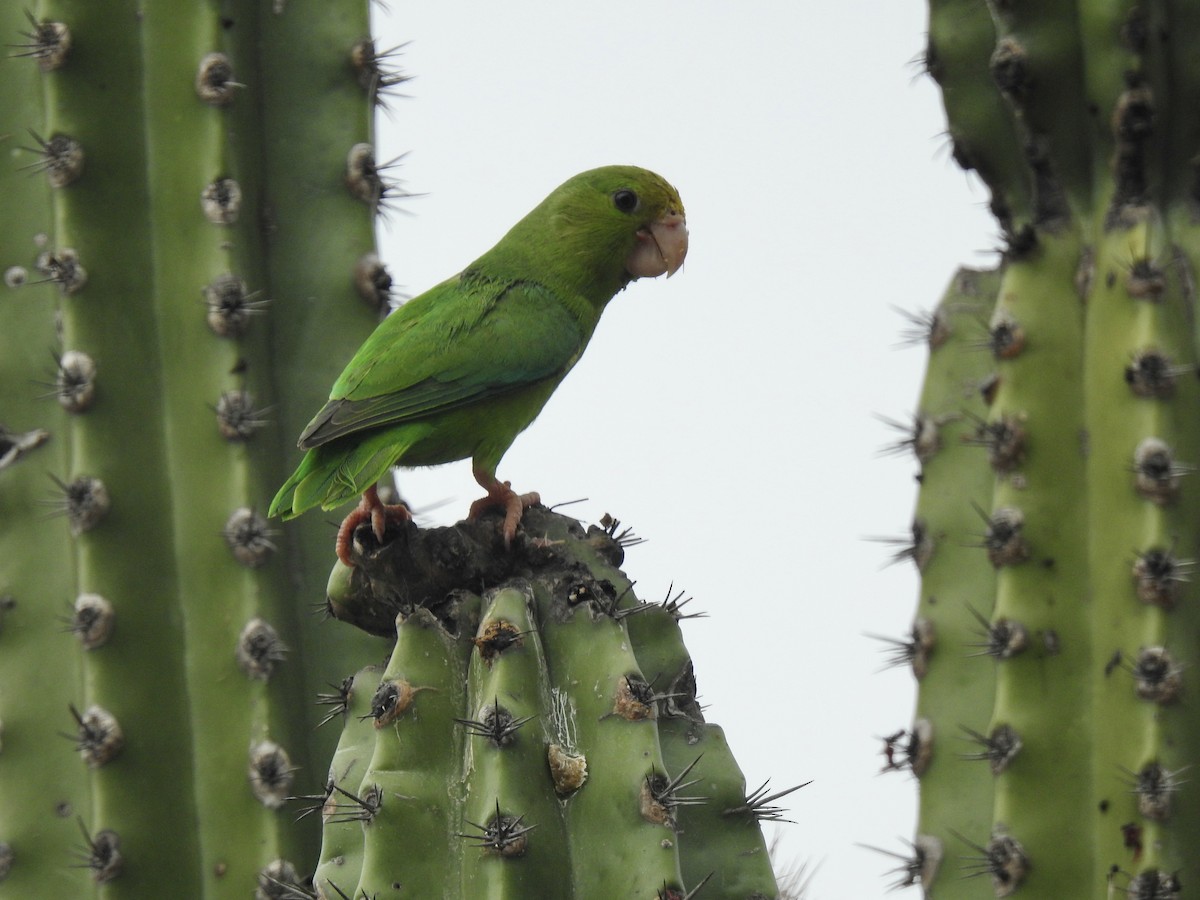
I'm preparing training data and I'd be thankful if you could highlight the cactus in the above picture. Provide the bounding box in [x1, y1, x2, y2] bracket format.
[893, 2, 1200, 896]
[3, 6, 792, 898]
[313, 505, 788, 899]
[0, 2, 388, 895]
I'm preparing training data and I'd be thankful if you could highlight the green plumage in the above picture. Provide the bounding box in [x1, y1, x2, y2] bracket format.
[269, 165, 687, 521]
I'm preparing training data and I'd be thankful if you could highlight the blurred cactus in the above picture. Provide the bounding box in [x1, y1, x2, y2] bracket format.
[0, 1, 389, 895]
[888, 3, 1200, 896]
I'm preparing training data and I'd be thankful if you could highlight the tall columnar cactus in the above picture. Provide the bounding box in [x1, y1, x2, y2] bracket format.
[0, 2, 390, 895]
[892, 2, 1200, 896]
[313, 506, 789, 899]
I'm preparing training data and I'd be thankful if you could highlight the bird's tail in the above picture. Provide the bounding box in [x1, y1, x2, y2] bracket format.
[268, 427, 424, 519]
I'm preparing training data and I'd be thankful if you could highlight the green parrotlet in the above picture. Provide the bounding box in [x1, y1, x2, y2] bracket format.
[268, 165, 688, 565]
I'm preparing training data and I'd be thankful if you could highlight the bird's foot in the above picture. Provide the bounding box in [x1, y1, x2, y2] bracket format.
[469, 473, 540, 548]
[336, 485, 412, 566]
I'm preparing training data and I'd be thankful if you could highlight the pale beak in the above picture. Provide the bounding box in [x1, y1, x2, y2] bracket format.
[626, 211, 688, 279]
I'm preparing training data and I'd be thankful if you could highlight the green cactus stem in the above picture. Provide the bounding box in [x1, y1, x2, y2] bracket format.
[316, 506, 787, 899]
[1, 4, 98, 895]
[0, 1, 388, 895]
[869, 267, 1001, 893]
[902, 3, 1200, 895]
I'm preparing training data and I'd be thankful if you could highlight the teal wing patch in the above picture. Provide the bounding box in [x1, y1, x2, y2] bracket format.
[298, 275, 583, 449]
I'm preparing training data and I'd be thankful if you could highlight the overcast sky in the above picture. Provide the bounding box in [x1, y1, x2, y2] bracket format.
[372, 4, 996, 896]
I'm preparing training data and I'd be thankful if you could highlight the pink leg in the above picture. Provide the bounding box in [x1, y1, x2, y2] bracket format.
[335, 484, 412, 566]
[468, 469, 540, 547]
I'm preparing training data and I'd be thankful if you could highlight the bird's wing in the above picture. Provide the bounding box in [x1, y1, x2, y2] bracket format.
[298, 275, 583, 449]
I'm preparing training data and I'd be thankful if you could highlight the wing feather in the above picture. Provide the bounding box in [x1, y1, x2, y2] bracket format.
[298, 274, 583, 450]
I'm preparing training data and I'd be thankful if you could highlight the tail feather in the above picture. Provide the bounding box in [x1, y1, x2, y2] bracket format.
[270, 426, 427, 519]
[267, 468, 303, 519]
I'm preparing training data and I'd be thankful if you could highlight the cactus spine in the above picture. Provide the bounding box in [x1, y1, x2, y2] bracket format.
[316, 507, 787, 899]
[899, 2, 1200, 896]
[0, 1, 386, 895]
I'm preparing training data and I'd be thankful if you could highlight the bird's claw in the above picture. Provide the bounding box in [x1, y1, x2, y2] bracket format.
[468, 478, 540, 547]
[336, 485, 411, 566]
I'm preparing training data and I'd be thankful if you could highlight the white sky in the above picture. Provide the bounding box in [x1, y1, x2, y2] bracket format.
[373, 4, 996, 897]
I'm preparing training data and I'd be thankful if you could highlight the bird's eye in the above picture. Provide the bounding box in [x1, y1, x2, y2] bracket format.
[612, 189, 639, 213]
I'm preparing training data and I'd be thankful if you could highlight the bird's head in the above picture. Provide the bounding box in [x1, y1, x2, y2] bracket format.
[469, 165, 687, 308]
[548, 165, 688, 291]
